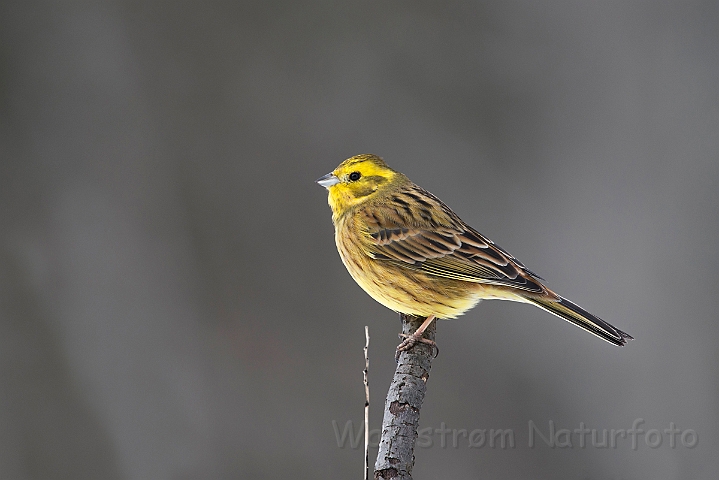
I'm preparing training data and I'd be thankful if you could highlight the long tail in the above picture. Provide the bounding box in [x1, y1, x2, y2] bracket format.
[526, 295, 634, 346]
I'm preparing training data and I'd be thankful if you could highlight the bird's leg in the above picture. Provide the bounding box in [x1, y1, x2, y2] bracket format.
[396, 314, 438, 359]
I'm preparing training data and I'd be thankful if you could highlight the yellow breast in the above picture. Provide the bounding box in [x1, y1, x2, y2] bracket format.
[334, 214, 489, 319]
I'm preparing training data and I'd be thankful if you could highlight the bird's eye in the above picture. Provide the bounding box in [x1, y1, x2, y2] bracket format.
[348, 172, 361, 182]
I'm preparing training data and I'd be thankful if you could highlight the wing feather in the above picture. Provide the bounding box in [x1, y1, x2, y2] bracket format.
[361, 185, 547, 294]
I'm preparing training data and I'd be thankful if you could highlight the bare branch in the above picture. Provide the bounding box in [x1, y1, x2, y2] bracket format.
[364, 326, 370, 480]
[374, 314, 436, 480]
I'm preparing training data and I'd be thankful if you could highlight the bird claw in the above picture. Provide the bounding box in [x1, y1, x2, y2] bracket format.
[395, 332, 439, 361]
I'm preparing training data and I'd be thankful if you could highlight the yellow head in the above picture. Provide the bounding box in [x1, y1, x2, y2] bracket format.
[317, 154, 403, 219]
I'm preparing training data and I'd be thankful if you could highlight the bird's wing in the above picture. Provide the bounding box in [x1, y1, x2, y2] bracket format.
[360, 185, 548, 295]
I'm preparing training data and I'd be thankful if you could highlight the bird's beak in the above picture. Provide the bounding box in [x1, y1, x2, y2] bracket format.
[316, 172, 340, 188]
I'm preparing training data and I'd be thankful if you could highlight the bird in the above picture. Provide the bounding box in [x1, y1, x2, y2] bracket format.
[316, 154, 633, 356]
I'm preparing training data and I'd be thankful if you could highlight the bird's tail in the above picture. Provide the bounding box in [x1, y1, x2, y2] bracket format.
[526, 295, 633, 346]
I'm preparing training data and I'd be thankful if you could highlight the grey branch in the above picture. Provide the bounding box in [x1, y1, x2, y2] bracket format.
[364, 326, 370, 480]
[374, 314, 436, 480]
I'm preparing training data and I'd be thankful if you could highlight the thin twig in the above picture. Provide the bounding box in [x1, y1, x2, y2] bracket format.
[363, 326, 370, 480]
[374, 314, 436, 480]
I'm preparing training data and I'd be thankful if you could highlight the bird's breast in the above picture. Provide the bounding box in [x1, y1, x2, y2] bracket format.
[333, 215, 488, 319]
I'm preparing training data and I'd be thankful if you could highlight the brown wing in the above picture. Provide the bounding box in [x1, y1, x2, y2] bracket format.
[360, 184, 549, 295]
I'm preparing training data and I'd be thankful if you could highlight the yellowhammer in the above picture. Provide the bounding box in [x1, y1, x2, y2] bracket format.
[317, 154, 633, 355]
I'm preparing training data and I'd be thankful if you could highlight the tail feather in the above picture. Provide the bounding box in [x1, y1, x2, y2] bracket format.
[527, 296, 634, 347]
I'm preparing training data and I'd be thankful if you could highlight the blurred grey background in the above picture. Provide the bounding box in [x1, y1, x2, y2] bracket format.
[1, 1, 717, 479]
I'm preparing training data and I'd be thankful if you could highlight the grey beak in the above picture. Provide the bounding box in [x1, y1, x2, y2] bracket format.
[316, 172, 340, 188]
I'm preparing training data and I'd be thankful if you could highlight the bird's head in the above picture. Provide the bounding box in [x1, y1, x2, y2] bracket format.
[316, 154, 402, 218]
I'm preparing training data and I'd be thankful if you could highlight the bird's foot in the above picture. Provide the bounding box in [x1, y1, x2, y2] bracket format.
[395, 332, 439, 361]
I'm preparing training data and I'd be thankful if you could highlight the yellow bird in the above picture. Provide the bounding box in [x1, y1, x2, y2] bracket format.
[317, 154, 633, 355]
